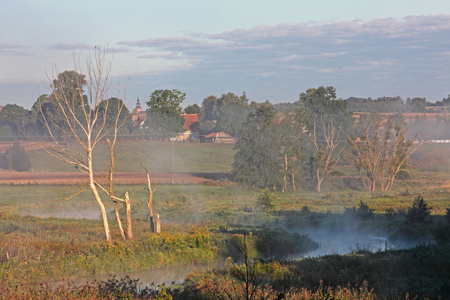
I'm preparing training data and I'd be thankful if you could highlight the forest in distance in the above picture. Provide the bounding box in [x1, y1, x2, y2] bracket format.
[1, 54, 450, 299]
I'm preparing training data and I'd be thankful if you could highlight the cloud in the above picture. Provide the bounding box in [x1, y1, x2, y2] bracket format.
[0, 43, 28, 56]
[49, 43, 94, 50]
[138, 52, 186, 60]
[118, 15, 450, 103]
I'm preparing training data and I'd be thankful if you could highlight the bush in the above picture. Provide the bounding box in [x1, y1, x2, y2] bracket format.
[356, 200, 374, 219]
[407, 195, 432, 223]
[255, 188, 276, 211]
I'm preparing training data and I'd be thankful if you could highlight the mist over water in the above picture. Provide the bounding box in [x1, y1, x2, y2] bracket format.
[295, 228, 425, 258]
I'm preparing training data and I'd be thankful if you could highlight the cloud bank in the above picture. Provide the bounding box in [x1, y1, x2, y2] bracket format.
[117, 15, 450, 103]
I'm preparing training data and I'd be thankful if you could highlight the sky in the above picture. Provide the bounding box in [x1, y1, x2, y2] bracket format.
[1, 0, 450, 109]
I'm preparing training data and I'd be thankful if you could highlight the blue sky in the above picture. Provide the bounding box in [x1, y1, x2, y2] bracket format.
[1, 0, 450, 109]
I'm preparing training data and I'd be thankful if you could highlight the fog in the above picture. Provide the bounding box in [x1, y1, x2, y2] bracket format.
[30, 210, 103, 220]
[296, 229, 416, 258]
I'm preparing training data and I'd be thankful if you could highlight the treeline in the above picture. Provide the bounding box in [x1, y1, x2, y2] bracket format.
[274, 94, 450, 113]
[2, 70, 450, 142]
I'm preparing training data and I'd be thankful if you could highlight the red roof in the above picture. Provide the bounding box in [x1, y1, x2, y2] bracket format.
[181, 114, 199, 130]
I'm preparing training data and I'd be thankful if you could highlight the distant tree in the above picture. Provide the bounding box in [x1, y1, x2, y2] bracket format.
[0, 152, 8, 169]
[201, 92, 251, 137]
[97, 97, 131, 130]
[4, 141, 31, 171]
[232, 104, 282, 189]
[184, 103, 203, 117]
[406, 97, 427, 112]
[147, 89, 185, 113]
[311, 116, 344, 192]
[51, 70, 87, 103]
[279, 109, 308, 192]
[31, 71, 88, 137]
[146, 89, 186, 138]
[50, 70, 88, 128]
[299, 86, 352, 192]
[0, 104, 33, 138]
[347, 114, 422, 191]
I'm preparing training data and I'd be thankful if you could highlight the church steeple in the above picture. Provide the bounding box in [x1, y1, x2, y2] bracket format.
[135, 98, 142, 113]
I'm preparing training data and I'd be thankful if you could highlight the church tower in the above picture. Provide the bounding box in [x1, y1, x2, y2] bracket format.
[135, 98, 142, 113]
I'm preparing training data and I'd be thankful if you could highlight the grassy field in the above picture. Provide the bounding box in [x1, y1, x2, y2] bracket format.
[27, 141, 235, 173]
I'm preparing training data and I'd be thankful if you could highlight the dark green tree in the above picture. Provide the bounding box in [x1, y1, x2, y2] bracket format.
[31, 71, 88, 137]
[147, 89, 185, 113]
[201, 92, 251, 137]
[232, 104, 283, 189]
[97, 97, 131, 130]
[146, 89, 186, 138]
[184, 103, 203, 116]
[0, 104, 33, 139]
[50, 70, 88, 125]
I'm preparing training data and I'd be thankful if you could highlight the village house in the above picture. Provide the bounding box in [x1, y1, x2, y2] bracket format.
[176, 114, 199, 141]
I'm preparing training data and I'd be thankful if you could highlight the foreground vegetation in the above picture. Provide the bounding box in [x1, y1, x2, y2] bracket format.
[1, 142, 450, 298]
[1, 183, 450, 298]
[1, 213, 449, 298]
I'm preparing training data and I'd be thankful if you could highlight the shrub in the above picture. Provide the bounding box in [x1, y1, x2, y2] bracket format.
[356, 201, 374, 219]
[255, 188, 276, 211]
[407, 195, 432, 223]
[3, 141, 31, 171]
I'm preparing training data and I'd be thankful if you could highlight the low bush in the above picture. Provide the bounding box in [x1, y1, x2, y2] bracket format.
[407, 195, 432, 223]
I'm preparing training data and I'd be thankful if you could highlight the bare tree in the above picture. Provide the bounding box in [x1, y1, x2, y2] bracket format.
[142, 164, 160, 233]
[33, 48, 127, 241]
[348, 115, 422, 192]
[103, 90, 133, 240]
[312, 117, 344, 192]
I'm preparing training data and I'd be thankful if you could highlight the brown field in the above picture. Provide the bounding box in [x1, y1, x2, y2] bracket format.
[0, 171, 224, 185]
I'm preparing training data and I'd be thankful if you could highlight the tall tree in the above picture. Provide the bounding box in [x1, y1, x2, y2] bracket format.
[347, 113, 422, 191]
[32, 48, 129, 241]
[299, 86, 352, 192]
[98, 97, 131, 130]
[146, 89, 186, 138]
[201, 92, 251, 137]
[279, 109, 308, 192]
[311, 117, 344, 192]
[232, 104, 282, 189]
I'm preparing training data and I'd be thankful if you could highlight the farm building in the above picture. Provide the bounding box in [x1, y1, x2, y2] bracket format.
[176, 114, 200, 141]
[204, 132, 235, 144]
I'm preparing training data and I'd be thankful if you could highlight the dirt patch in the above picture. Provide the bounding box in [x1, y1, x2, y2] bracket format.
[0, 171, 226, 185]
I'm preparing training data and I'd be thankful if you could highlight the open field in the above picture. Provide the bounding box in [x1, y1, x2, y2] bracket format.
[1, 141, 450, 298]
[26, 141, 235, 174]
